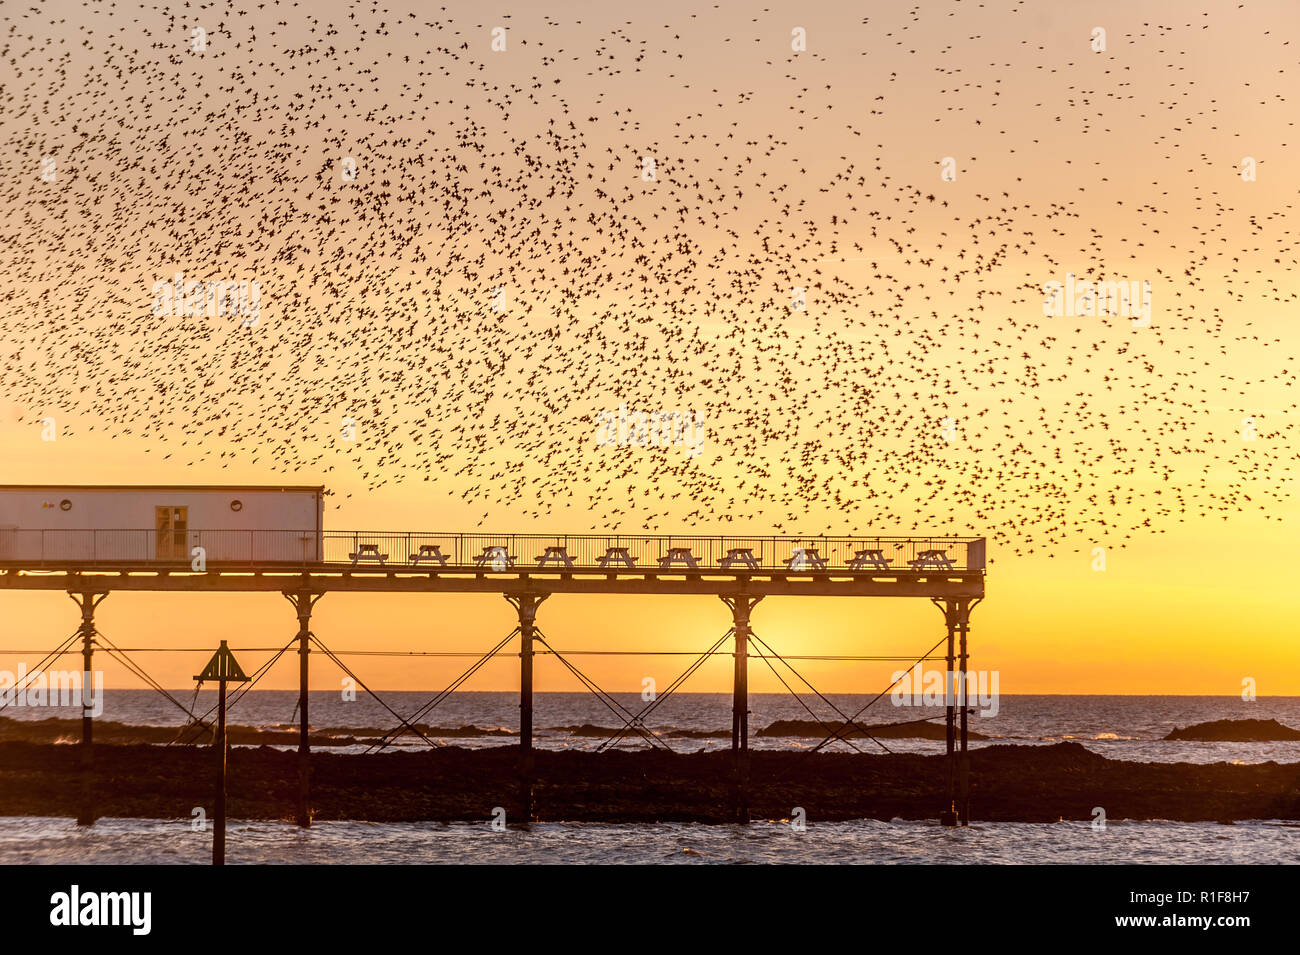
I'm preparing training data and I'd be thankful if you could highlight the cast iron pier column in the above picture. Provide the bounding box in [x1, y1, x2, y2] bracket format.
[506, 592, 548, 821]
[69, 591, 106, 827]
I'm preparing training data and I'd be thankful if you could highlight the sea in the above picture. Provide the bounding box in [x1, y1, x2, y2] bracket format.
[2, 692, 1297, 864]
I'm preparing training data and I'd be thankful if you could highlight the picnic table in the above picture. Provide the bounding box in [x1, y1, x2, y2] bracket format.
[348, 544, 388, 566]
[848, 548, 893, 571]
[786, 547, 828, 571]
[474, 546, 516, 570]
[909, 549, 954, 571]
[658, 547, 700, 571]
[719, 548, 760, 570]
[535, 546, 575, 569]
[597, 547, 637, 569]
[408, 544, 449, 567]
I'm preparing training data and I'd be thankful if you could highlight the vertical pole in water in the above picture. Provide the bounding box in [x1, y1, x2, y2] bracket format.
[196, 640, 247, 867]
[214, 671, 227, 866]
[722, 594, 760, 824]
[958, 598, 973, 826]
[286, 590, 318, 828]
[941, 599, 958, 827]
[70, 591, 105, 827]
[507, 592, 547, 821]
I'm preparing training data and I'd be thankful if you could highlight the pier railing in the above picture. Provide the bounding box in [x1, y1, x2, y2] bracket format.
[0, 529, 986, 573]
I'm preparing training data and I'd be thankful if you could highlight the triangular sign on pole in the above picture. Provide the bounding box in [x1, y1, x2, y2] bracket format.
[194, 641, 251, 683]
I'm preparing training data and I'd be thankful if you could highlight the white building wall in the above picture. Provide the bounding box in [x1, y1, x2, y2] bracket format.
[0, 487, 323, 563]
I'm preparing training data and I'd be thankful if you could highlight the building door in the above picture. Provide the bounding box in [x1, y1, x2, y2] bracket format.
[155, 506, 188, 560]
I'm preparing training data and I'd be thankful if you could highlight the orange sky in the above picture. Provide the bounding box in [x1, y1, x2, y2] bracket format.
[1, 0, 1297, 694]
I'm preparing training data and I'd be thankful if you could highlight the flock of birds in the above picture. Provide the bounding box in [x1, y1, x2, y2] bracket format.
[1, 1, 1295, 558]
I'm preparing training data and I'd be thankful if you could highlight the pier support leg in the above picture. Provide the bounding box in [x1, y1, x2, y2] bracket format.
[933, 597, 978, 827]
[285, 591, 321, 828]
[69, 592, 106, 827]
[938, 599, 959, 827]
[957, 598, 977, 827]
[506, 592, 548, 821]
[721, 594, 761, 824]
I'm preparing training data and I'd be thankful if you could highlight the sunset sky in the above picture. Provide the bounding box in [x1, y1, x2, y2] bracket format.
[1, 0, 1296, 695]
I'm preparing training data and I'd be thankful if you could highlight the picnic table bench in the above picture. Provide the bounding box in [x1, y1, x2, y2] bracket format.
[535, 546, 575, 569]
[597, 547, 637, 569]
[786, 547, 828, 571]
[658, 547, 700, 571]
[719, 548, 760, 570]
[909, 549, 954, 571]
[408, 544, 449, 567]
[474, 546, 516, 570]
[848, 548, 893, 571]
[348, 544, 388, 566]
